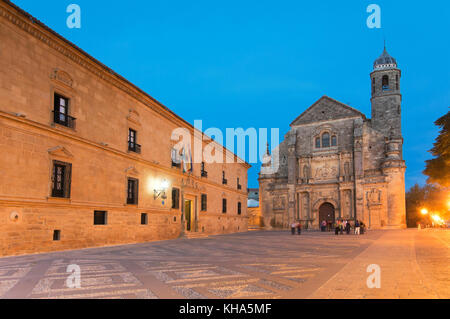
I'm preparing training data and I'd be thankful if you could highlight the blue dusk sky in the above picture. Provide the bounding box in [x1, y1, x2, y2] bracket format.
[11, 0, 449, 189]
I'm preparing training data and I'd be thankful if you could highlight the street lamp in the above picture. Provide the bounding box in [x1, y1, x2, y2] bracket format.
[420, 208, 428, 215]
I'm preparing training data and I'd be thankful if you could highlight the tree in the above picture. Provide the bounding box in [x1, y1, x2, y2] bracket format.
[424, 110, 450, 187]
[405, 183, 448, 227]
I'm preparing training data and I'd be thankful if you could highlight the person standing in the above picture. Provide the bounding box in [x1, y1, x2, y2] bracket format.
[355, 220, 360, 235]
[291, 221, 297, 235]
[297, 221, 302, 235]
[335, 220, 340, 235]
[345, 220, 351, 234]
[321, 220, 326, 232]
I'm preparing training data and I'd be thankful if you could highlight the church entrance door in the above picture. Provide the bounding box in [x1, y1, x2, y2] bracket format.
[319, 203, 335, 231]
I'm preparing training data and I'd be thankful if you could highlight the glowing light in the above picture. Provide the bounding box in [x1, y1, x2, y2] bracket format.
[420, 208, 428, 215]
[431, 214, 444, 225]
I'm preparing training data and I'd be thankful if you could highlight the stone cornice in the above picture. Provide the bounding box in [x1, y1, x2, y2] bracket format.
[0, 0, 250, 168]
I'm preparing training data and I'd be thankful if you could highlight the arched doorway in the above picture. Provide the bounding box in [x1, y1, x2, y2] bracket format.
[319, 202, 335, 231]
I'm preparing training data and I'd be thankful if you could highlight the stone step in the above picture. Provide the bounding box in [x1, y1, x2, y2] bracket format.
[184, 232, 209, 239]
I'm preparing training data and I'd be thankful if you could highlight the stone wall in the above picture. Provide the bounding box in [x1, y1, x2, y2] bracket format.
[0, 1, 249, 256]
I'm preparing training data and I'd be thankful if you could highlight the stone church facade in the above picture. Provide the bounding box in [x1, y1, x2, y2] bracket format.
[259, 48, 406, 230]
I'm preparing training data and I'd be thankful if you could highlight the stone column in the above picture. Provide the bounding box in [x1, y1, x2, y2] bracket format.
[287, 130, 297, 226]
[353, 118, 364, 222]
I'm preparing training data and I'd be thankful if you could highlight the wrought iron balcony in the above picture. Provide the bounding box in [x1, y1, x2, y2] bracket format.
[237, 184, 242, 190]
[172, 161, 181, 168]
[201, 170, 208, 178]
[128, 142, 141, 154]
[222, 178, 228, 185]
[53, 111, 76, 129]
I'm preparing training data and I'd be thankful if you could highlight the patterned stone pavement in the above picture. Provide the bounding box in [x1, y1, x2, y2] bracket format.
[0, 229, 448, 299]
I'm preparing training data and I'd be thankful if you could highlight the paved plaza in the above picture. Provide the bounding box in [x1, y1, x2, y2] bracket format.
[0, 229, 448, 299]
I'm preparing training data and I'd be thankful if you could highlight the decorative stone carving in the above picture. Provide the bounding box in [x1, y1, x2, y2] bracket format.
[273, 196, 286, 210]
[367, 188, 382, 205]
[315, 163, 338, 180]
[50, 69, 73, 87]
[48, 146, 73, 158]
[127, 109, 141, 126]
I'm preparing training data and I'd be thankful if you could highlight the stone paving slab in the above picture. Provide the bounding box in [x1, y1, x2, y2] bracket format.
[0, 229, 447, 299]
[309, 229, 450, 299]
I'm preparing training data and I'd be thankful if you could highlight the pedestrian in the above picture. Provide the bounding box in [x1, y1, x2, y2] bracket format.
[355, 220, 360, 235]
[335, 221, 340, 235]
[297, 221, 302, 235]
[339, 220, 344, 234]
[321, 220, 326, 232]
[291, 221, 297, 235]
[345, 221, 351, 234]
[360, 221, 365, 234]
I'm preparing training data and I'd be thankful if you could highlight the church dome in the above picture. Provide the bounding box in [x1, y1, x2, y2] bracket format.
[373, 47, 397, 70]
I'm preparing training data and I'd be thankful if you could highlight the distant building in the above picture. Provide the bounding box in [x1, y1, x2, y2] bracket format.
[259, 47, 406, 230]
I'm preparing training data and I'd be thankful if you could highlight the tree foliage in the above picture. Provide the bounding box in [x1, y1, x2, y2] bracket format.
[405, 183, 448, 227]
[424, 110, 450, 186]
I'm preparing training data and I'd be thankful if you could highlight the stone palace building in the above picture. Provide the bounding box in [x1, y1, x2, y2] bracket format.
[259, 48, 406, 230]
[0, 0, 249, 256]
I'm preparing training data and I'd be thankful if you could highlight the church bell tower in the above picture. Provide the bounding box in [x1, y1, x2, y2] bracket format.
[370, 46, 402, 138]
[370, 46, 406, 228]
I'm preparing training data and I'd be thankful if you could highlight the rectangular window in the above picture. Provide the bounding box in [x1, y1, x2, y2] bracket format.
[201, 194, 207, 211]
[51, 160, 72, 198]
[201, 162, 208, 177]
[53, 230, 61, 241]
[141, 213, 148, 225]
[128, 129, 141, 153]
[222, 171, 227, 185]
[222, 198, 227, 213]
[172, 188, 180, 209]
[171, 148, 181, 168]
[127, 178, 139, 205]
[238, 202, 242, 215]
[53, 93, 75, 128]
[94, 211, 107, 225]
[237, 177, 242, 190]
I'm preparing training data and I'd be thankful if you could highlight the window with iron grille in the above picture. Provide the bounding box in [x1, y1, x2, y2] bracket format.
[171, 148, 181, 168]
[128, 129, 141, 153]
[238, 202, 242, 215]
[94, 211, 107, 225]
[53, 93, 75, 128]
[51, 160, 72, 198]
[222, 198, 227, 213]
[172, 188, 180, 209]
[127, 178, 139, 205]
[201, 194, 207, 211]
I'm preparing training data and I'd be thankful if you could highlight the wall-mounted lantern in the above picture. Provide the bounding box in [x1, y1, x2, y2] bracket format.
[154, 179, 169, 200]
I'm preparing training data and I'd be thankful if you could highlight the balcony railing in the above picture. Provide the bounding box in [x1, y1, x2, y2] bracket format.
[201, 170, 208, 178]
[172, 161, 181, 168]
[222, 178, 228, 185]
[128, 142, 141, 154]
[237, 184, 242, 190]
[53, 111, 76, 129]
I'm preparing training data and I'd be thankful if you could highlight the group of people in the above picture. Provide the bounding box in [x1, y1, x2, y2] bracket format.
[320, 219, 366, 235]
[290, 220, 302, 235]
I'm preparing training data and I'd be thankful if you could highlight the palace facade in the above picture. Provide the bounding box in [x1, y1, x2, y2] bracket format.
[0, 1, 249, 256]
